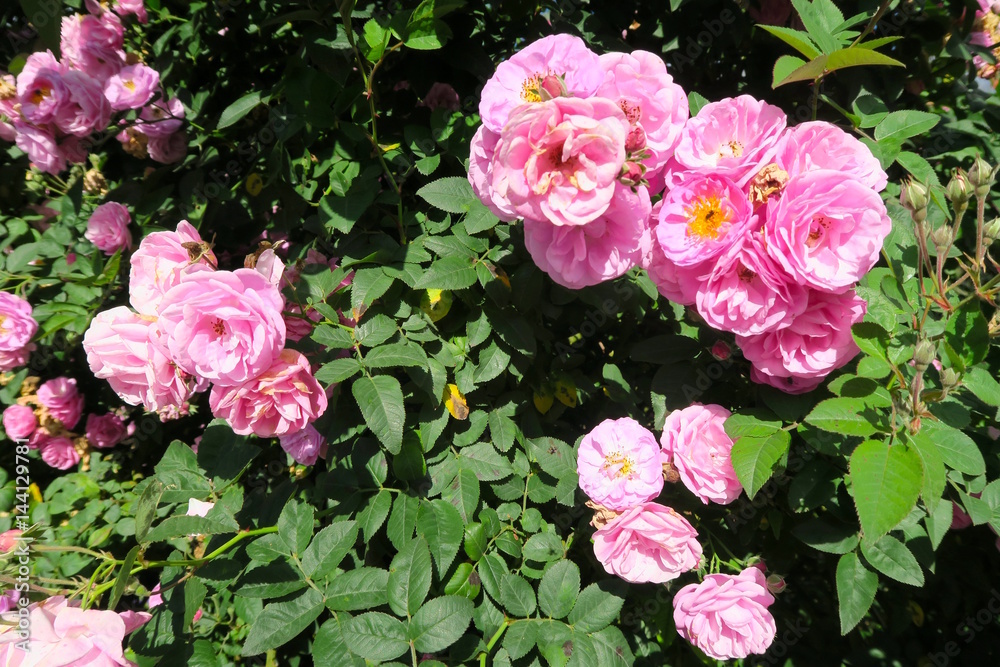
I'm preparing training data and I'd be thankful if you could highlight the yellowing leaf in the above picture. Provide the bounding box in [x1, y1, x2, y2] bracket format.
[245, 173, 263, 196]
[443, 384, 469, 420]
[420, 289, 453, 322]
[533, 388, 554, 415]
[553, 377, 577, 408]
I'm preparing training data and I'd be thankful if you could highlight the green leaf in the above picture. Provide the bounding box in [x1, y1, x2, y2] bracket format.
[724, 412, 783, 439]
[500, 574, 537, 617]
[325, 567, 390, 611]
[364, 343, 429, 369]
[315, 357, 363, 384]
[805, 397, 877, 437]
[773, 54, 808, 87]
[945, 303, 990, 367]
[417, 499, 465, 577]
[359, 489, 393, 542]
[792, 518, 860, 554]
[591, 626, 633, 667]
[414, 255, 478, 290]
[108, 546, 140, 610]
[836, 552, 878, 635]
[961, 367, 1000, 407]
[247, 534, 291, 563]
[730, 430, 791, 499]
[417, 177, 481, 214]
[278, 501, 314, 555]
[236, 560, 308, 599]
[143, 516, 237, 543]
[352, 375, 405, 454]
[687, 91, 710, 115]
[135, 480, 164, 543]
[567, 582, 624, 633]
[443, 468, 480, 522]
[789, 0, 841, 52]
[538, 560, 580, 620]
[522, 532, 563, 563]
[343, 612, 409, 662]
[474, 342, 511, 384]
[351, 268, 395, 313]
[759, 25, 821, 58]
[874, 110, 940, 143]
[824, 46, 904, 72]
[852, 322, 890, 360]
[363, 18, 389, 61]
[907, 431, 946, 504]
[241, 589, 325, 655]
[313, 615, 363, 666]
[503, 620, 538, 660]
[913, 420, 985, 476]
[218, 91, 262, 129]
[849, 440, 923, 543]
[860, 535, 924, 586]
[408, 596, 474, 653]
[925, 497, 953, 551]
[387, 537, 433, 616]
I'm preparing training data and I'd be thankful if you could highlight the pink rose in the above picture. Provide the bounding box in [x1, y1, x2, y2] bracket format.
[0, 595, 150, 666]
[577, 417, 664, 511]
[114, 0, 148, 23]
[421, 82, 460, 112]
[137, 96, 184, 138]
[492, 96, 629, 227]
[0, 292, 38, 353]
[129, 220, 217, 316]
[103, 63, 159, 110]
[468, 126, 517, 222]
[951, 502, 973, 530]
[673, 95, 786, 187]
[593, 502, 702, 583]
[82, 307, 203, 418]
[85, 413, 128, 449]
[60, 12, 125, 82]
[86, 201, 132, 255]
[14, 122, 66, 174]
[60, 135, 90, 164]
[39, 435, 81, 470]
[2, 405, 37, 440]
[54, 70, 111, 137]
[209, 349, 328, 437]
[523, 184, 649, 289]
[641, 204, 709, 305]
[655, 173, 756, 266]
[0, 530, 22, 553]
[147, 130, 187, 163]
[37, 377, 85, 429]
[147, 583, 163, 609]
[773, 121, 887, 191]
[15, 52, 68, 125]
[157, 268, 286, 386]
[661, 404, 742, 505]
[478, 34, 604, 133]
[279, 424, 328, 466]
[186, 498, 215, 517]
[254, 248, 285, 286]
[672, 567, 777, 660]
[764, 170, 891, 292]
[695, 232, 807, 336]
[737, 289, 866, 394]
[283, 305, 322, 342]
[0, 345, 34, 372]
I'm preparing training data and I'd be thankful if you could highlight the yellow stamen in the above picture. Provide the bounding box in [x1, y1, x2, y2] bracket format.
[29, 86, 51, 105]
[520, 74, 544, 103]
[685, 196, 731, 240]
[603, 451, 636, 480]
[124, 80, 136, 92]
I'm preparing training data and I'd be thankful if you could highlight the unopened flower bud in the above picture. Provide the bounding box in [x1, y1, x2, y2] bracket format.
[710, 340, 731, 361]
[900, 179, 929, 222]
[946, 170, 971, 208]
[941, 368, 960, 389]
[538, 74, 567, 101]
[913, 340, 936, 372]
[968, 156, 995, 198]
[619, 160, 645, 186]
[928, 225, 953, 254]
[985, 218, 1000, 244]
[766, 574, 786, 595]
[625, 126, 646, 153]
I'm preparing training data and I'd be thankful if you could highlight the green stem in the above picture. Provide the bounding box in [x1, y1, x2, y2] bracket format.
[850, 0, 893, 47]
[479, 620, 511, 667]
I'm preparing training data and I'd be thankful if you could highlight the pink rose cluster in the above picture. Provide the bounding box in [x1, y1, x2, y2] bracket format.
[83, 222, 329, 452]
[0, 292, 37, 372]
[470, 36, 892, 394]
[0, 1, 184, 175]
[972, 1, 1000, 85]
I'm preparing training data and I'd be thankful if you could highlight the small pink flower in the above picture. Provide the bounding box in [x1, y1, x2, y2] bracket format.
[593, 502, 702, 583]
[186, 498, 215, 517]
[114, 0, 148, 23]
[279, 424, 327, 466]
[138, 97, 184, 138]
[60, 13, 125, 82]
[85, 413, 128, 449]
[492, 96, 629, 227]
[147, 130, 187, 164]
[577, 417, 664, 511]
[39, 435, 81, 470]
[209, 349, 328, 437]
[129, 220, 217, 316]
[15, 52, 68, 125]
[104, 63, 160, 110]
[468, 126, 518, 222]
[773, 121, 887, 191]
[86, 201, 132, 255]
[37, 377, 85, 429]
[478, 34, 604, 133]
[2, 405, 37, 440]
[661, 404, 742, 505]
[421, 82, 460, 112]
[0, 292, 38, 353]
[672, 567, 777, 660]
[0, 529, 22, 553]
[710, 341, 732, 361]
[54, 70, 111, 137]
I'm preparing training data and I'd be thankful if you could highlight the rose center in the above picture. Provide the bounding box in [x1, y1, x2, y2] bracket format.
[520, 73, 545, 103]
[603, 450, 636, 480]
[29, 86, 51, 105]
[212, 319, 226, 336]
[718, 140, 744, 159]
[619, 99, 641, 124]
[124, 79, 136, 92]
[737, 263, 756, 283]
[807, 216, 830, 248]
[685, 196, 731, 240]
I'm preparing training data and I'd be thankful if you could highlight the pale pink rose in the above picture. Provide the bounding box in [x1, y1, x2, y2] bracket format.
[951, 502, 973, 530]
[764, 170, 891, 293]
[673, 567, 777, 660]
[492, 97, 629, 227]
[673, 95, 787, 187]
[656, 173, 756, 266]
[54, 70, 111, 137]
[147, 130, 187, 164]
[114, 0, 148, 22]
[593, 502, 702, 584]
[137, 97, 184, 137]
[85, 413, 127, 449]
[596, 50, 689, 171]
[15, 53, 68, 125]
[103, 64, 159, 110]
[254, 248, 285, 287]
[468, 126, 518, 222]
[86, 201, 132, 255]
[0, 292, 38, 352]
[279, 424, 327, 466]
[773, 121, 887, 191]
[129, 220, 217, 316]
[0, 595, 151, 666]
[37, 377, 85, 429]
[186, 498, 215, 517]
[60, 12, 125, 82]
[209, 349, 328, 437]
[82, 307, 202, 418]
[737, 289, 866, 394]
[421, 82, 460, 111]
[39, 435, 81, 470]
[157, 268, 286, 386]
[577, 417, 664, 511]
[661, 404, 742, 505]
[2, 405, 37, 440]
[0, 345, 33, 372]
[523, 184, 649, 289]
[14, 122, 66, 174]
[0, 530, 22, 553]
[696, 232, 807, 336]
[478, 34, 604, 133]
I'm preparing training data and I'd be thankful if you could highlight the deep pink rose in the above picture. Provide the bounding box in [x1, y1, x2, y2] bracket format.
[54, 70, 111, 137]
[37, 377, 85, 429]
[83, 306, 202, 418]
[0, 595, 151, 666]
[39, 435, 81, 470]
[478, 34, 604, 133]
[593, 502, 702, 584]
[523, 184, 649, 289]
[147, 130, 187, 163]
[86, 201, 132, 255]
[656, 173, 756, 266]
[577, 417, 664, 511]
[157, 268, 286, 386]
[60, 12, 125, 82]
[468, 126, 517, 222]
[209, 349, 328, 437]
[103, 63, 159, 110]
[279, 424, 328, 466]
[114, 0, 148, 22]
[0, 292, 38, 353]
[421, 82, 460, 111]
[2, 405, 37, 440]
[672, 567, 777, 660]
[661, 404, 742, 505]
[14, 122, 66, 174]
[492, 96, 629, 227]
[764, 170, 891, 292]
[129, 220, 217, 316]
[137, 97, 184, 137]
[15, 52, 68, 125]
[774, 121, 887, 191]
[696, 232, 807, 336]
[737, 289, 866, 394]
[673, 95, 786, 186]
[86, 413, 128, 449]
